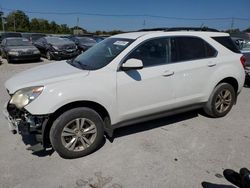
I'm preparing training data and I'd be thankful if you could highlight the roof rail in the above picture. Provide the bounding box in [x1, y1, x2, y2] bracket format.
[166, 27, 219, 32]
[138, 27, 219, 32]
[138, 27, 168, 32]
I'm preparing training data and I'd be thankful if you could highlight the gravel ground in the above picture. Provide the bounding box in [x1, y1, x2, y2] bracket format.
[0, 58, 250, 188]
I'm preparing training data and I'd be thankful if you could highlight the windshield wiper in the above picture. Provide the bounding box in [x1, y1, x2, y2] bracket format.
[72, 60, 94, 70]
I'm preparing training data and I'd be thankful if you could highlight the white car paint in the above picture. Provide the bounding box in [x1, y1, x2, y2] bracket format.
[4, 31, 245, 125]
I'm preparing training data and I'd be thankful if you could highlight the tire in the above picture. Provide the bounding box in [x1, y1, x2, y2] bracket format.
[204, 83, 236, 118]
[46, 51, 52, 60]
[6, 56, 12, 64]
[50, 107, 104, 159]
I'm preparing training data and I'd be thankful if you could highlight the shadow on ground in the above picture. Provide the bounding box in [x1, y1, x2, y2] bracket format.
[113, 109, 199, 140]
[202, 182, 236, 188]
[21, 134, 55, 157]
[21, 132, 106, 158]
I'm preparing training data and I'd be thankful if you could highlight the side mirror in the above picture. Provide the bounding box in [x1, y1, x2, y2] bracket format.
[121, 58, 143, 71]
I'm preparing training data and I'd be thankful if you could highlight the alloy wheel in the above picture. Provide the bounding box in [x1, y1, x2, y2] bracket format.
[215, 89, 232, 113]
[61, 118, 97, 152]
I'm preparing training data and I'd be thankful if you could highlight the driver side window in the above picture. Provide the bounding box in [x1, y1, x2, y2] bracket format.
[127, 38, 169, 67]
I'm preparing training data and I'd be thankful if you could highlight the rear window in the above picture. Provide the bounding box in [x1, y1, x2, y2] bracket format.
[171, 37, 217, 62]
[212, 36, 240, 53]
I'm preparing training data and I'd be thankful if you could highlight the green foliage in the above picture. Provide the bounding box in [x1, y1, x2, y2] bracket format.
[244, 28, 250, 32]
[94, 30, 123, 35]
[5, 10, 72, 34]
[6, 10, 30, 32]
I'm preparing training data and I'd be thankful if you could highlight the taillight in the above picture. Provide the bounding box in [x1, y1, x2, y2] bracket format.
[240, 55, 247, 69]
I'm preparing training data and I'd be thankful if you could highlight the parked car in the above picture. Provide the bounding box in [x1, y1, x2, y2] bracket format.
[92, 36, 106, 43]
[69, 36, 97, 52]
[3, 29, 245, 158]
[34, 36, 79, 60]
[0, 37, 40, 63]
[21, 33, 47, 44]
[231, 33, 250, 82]
[0, 32, 22, 43]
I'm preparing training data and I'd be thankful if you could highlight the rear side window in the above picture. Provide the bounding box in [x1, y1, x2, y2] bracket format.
[170, 37, 217, 62]
[212, 36, 240, 53]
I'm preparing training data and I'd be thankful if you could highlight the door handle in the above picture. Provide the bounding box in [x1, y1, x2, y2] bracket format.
[162, 70, 174, 77]
[207, 62, 216, 67]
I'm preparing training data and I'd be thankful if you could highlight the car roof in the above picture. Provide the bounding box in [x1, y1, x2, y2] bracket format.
[111, 31, 229, 40]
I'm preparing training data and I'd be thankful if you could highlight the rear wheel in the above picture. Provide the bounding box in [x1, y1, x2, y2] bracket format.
[204, 83, 236, 117]
[50, 107, 104, 159]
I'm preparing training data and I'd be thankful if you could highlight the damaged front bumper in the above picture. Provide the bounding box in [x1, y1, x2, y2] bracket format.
[3, 102, 18, 134]
[3, 101, 48, 143]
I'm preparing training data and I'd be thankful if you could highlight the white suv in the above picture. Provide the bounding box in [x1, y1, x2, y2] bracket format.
[3, 30, 246, 158]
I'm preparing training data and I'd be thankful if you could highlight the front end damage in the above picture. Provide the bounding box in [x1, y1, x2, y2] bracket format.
[3, 101, 49, 147]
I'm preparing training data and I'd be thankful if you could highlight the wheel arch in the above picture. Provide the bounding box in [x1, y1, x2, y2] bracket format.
[42, 100, 110, 147]
[216, 77, 239, 95]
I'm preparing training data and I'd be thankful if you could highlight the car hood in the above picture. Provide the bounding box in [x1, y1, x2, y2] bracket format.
[5, 61, 89, 94]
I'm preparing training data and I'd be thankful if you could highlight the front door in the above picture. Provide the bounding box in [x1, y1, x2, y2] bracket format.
[117, 37, 176, 121]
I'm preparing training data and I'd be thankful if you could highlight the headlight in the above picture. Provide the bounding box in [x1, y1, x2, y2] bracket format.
[8, 51, 19, 56]
[52, 46, 59, 50]
[33, 50, 40, 54]
[10, 86, 44, 109]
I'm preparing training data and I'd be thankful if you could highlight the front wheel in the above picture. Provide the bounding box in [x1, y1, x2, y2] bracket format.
[204, 83, 236, 118]
[46, 51, 52, 60]
[50, 107, 104, 159]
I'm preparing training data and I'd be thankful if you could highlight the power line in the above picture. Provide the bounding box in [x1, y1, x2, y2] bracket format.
[2, 7, 250, 21]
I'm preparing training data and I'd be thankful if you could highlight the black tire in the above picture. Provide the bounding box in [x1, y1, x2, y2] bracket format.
[46, 51, 52, 60]
[50, 107, 104, 159]
[6, 56, 12, 63]
[204, 83, 236, 118]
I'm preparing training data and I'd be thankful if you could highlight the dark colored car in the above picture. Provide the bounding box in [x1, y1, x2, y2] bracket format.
[69, 36, 97, 52]
[231, 33, 250, 83]
[0, 32, 22, 43]
[92, 36, 105, 43]
[34, 36, 79, 60]
[0, 37, 41, 63]
[21, 33, 47, 44]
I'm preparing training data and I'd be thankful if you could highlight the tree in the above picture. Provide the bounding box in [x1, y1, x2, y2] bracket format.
[6, 10, 30, 32]
[37, 19, 50, 33]
[59, 24, 71, 34]
[30, 18, 40, 32]
[244, 28, 250, 32]
[50, 21, 59, 33]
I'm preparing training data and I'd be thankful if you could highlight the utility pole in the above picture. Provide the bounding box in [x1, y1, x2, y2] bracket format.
[230, 17, 234, 33]
[13, 13, 16, 31]
[143, 19, 146, 28]
[0, 7, 5, 32]
[76, 17, 79, 34]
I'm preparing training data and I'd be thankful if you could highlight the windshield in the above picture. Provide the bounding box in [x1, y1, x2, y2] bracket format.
[32, 34, 46, 41]
[70, 38, 134, 70]
[46, 37, 72, 45]
[6, 38, 31, 46]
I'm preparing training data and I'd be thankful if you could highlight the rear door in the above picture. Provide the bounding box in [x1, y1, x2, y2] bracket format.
[169, 36, 218, 106]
